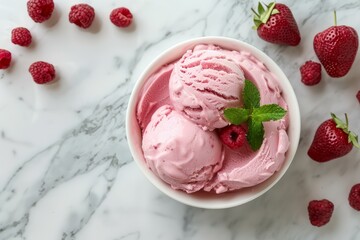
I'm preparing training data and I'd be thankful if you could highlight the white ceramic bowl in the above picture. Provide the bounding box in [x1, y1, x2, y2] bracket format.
[126, 36, 301, 209]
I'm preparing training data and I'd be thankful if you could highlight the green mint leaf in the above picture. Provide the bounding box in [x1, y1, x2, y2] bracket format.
[247, 119, 264, 151]
[244, 79, 260, 110]
[252, 104, 287, 122]
[224, 108, 249, 125]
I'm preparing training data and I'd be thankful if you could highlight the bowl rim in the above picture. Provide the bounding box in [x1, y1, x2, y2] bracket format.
[126, 36, 301, 209]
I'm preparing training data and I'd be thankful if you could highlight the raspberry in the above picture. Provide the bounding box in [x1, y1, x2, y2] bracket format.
[218, 125, 246, 149]
[11, 27, 32, 47]
[0, 49, 12, 69]
[300, 60, 322, 86]
[27, 0, 54, 23]
[357, 91, 360, 103]
[349, 183, 360, 211]
[29, 61, 56, 84]
[308, 199, 334, 227]
[69, 4, 95, 29]
[110, 7, 133, 28]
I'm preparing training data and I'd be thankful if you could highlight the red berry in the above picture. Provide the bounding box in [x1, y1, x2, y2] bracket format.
[110, 7, 133, 28]
[349, 183, 360, 211]
[0, 49, 12, 69]
[356, 91, 360, 103]
[252, 2, 301, 46]
[11, 27, 32, 47]
[307, 113, 359, 162]
[27, 0, 54, 23]
[308, 199, 334, 227]
[300, 61, 321, 86]
[313, 12, 358, 78]
[29, 61, 56, 84]
[219, 125, 246, 149]
[69, 4, 95, 29]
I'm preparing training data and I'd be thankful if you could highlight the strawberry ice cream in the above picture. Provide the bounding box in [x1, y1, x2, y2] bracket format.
[136, 44, 290, 194]
[142, 105, 224, 193]
[169, 47, 245, 131]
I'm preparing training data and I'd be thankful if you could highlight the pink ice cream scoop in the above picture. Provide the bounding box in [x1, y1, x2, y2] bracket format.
[169, 47, 245, 131]
[142, 105, 225, 193]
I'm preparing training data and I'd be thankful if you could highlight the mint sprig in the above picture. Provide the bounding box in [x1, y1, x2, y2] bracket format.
[223, 79, 287, 151]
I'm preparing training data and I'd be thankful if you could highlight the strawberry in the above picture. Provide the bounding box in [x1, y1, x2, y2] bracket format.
[252, 2, 301, 46]
[308, 113, 360, 162]
[313, 11, 358, 78]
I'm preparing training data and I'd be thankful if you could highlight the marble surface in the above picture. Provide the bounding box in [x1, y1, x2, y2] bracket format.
[1, 0, 360, 239]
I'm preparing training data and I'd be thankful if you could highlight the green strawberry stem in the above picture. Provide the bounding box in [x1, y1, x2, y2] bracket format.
[345, 112, 349, 127]
[252, 8, 260, 18]
[334, 10, 337, 26]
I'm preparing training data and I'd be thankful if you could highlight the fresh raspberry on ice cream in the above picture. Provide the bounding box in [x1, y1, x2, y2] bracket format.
[11, 27, 32, 47]
[219, 125, 246, 149]
[308, 199, 334, 227]
[110, 7, 133, 28]
[356, 91, 360, 103]
[349, 183, 360, 211]
[69, 4, 95, 29]
[300, 60, 321, 86]
[29, 61, 56, 84]
[0, 49, 12, 69]
[27, 0, 55, 23]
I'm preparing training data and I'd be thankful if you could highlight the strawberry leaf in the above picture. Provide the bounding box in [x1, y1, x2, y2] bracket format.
[251, 1, 278, 29]
[271, 9, 280, 15]
[224, 108, 249, 125]
[244, 79, 260, 110]
[260, 2, 276, 24]
[349, 132, 360, 148]
[247, 119, 264, 151]
[258, 2, 265, 15]
[331, 113, 360, 148]
[331, 113, 347, 131]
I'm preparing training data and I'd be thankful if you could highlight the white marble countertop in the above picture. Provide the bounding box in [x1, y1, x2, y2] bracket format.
[1, 0, 360, 239]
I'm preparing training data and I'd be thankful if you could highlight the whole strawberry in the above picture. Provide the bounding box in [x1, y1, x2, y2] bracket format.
[252, 2, 301, 46]
[308, 113, 360, 162]
[314, 11, 358, 78]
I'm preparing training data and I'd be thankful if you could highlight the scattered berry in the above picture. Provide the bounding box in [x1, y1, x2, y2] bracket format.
[110, 7, 133, 28]
[0, 49, 12, 69]
[314, 11, 358, 77]
[252, 2, 301, 46]
[11, 27, 32, 47]
[29, 61, 56, 84]
[308, 113, 360, 162]
[357, 91, 360, 103]
[219, 125, 246, 149]
[300, 61, 321, 86]
[27, 0, 55, 23]
[349, 183, 360, 211]
[308, 199, 334, 227]
[69, 4, 95, 29]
